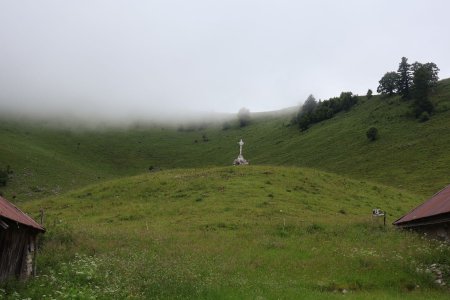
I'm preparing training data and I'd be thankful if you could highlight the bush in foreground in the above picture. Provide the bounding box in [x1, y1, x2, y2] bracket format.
[0, 166, 11, 187]
[366, 127, 379, 141]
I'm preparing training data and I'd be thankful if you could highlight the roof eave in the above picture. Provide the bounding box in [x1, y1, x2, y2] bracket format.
[393, 213, 450, 228]
[0, 216, 45, 232]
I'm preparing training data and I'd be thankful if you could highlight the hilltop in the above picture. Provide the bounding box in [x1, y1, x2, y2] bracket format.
[1, 78, 450, 200]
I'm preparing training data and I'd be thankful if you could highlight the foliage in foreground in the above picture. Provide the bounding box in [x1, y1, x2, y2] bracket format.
[0, 166, 12, 187]
[366, 127, 379, 141]
[2, 166, 450, 299]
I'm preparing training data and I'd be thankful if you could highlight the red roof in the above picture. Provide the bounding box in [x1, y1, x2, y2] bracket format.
[0, 196, 45, 232]
[394, 185, 450, 226]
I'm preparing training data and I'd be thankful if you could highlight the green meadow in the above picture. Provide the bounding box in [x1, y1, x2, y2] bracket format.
[1, 79, 450, 298]
[1, 79, 450, 201]
[4, 166, 450, 299]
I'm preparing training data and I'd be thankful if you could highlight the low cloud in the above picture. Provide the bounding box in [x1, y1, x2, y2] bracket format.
[0, 0, 449, 124]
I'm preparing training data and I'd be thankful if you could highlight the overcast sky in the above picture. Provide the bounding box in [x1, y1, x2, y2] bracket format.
[0, 0, 449, 121]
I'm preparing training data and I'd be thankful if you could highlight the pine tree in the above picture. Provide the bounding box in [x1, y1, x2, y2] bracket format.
[397, 57, 412, 99]
[237, 107, 251, 127]
[301, 94, 318, 115]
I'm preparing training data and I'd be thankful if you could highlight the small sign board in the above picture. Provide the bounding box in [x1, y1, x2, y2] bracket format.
[372, 208, 385, 217]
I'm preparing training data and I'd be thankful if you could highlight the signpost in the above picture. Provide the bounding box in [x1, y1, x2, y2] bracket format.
[372, 208, 386, 226]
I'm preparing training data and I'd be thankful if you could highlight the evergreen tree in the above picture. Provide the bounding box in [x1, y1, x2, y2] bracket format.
[397, 57, 412, 99]
[366, 89, 373, 99]
[301, 94, 318, 115]
[237, 107, 251, 127]
[298, 114, 311, 131]
[339, 92, 357, 111]
[295, 94, 317, 126]
[411, 61, 422, 74]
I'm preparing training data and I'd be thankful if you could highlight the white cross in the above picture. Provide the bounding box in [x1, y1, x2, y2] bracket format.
[238, 139, 244, 156]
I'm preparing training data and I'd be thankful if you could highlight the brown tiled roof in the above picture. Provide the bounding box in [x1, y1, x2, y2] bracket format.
[0, 196, 45, 232]
[393, 185, 450, 226]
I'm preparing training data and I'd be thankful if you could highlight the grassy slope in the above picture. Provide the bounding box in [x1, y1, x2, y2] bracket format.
[0, 81, 449, 299]
[1, 79, 450, 201]
[6, 166, 450, 299]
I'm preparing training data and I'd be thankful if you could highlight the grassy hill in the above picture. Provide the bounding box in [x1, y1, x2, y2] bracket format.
[5, 166, 450, 299]
[1, 79, 450, 200]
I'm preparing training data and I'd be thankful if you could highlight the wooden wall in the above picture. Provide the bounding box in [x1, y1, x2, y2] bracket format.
[0, 218, 38, 281]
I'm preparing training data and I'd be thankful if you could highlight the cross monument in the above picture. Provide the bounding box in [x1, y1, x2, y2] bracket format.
[233, 139, 249, 165]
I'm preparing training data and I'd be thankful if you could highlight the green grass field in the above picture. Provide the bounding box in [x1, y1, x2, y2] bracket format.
[1, 79, 450, 298]
[1, 79, 450, 201]
[3, 166, 450, 299]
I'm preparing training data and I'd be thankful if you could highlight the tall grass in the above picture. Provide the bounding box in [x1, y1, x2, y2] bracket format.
[2, 166, 449, 299]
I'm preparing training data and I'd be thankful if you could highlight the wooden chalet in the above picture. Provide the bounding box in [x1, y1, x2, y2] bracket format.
[0, 196, 45, 281]
[393, 185, 450, 240]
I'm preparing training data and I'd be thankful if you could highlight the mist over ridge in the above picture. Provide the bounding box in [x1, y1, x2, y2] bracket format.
[1, 0, 449, 124]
